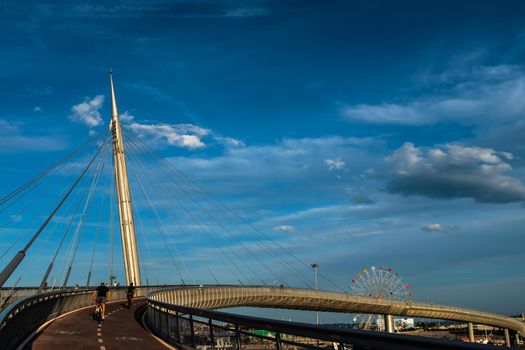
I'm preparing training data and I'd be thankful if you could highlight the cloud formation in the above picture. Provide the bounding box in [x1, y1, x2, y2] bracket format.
[273, 225, 294, 233]
[68, 95, 104, 128]
[166, 135, 378, 207]
[119, 111, 207, 149]
[421, 223, 458, 234]
[386, 142, 525, 203]
[341, 64, 525, 125]
[324, 157, 345, 171]
[121, 112, 245, 150]
[213, 136, 245, 148]
[129, 122, 208, 149]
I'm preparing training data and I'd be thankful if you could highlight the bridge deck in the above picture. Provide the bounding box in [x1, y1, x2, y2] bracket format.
[26, 298, 172, 350]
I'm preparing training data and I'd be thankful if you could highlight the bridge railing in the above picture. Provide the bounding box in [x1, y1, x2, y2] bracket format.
[146, 285, 525, 336]
[0, 287, 41, 311]
[0, 286, 159, 350]
[146, 294, 503, 350]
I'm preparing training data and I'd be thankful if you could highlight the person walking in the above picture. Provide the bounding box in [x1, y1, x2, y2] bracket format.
[126, 282, 135, 309]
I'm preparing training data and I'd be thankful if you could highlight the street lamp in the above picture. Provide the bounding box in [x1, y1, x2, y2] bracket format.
[311, 263, 319, 326]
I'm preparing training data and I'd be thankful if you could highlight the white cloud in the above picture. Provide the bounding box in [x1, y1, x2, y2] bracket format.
[68, 95, 105, 128]
[324, 157, 345, 171]
[214, 135, 245, 148]
[120, 111, 135, 123]
[386, 142, 525, 203]
[421, 223, 458, 234]
[341, 64, 525, 125]
[129, 122, 208, 149]
[33, 106, 41, 112]
[122, 112, 208, 150]
[273, 225, 295, 233]
[120, 112, 243, 150]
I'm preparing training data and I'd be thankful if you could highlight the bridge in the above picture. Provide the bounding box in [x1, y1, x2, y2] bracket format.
[0, 73, 522, 349]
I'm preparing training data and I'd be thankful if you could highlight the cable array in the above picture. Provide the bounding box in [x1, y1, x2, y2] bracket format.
[0, 126, 347, 296]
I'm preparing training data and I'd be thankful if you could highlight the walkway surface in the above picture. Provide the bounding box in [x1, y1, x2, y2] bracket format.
[27, 298, 171, 350]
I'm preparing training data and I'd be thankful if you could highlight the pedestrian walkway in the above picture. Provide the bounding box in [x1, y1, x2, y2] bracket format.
[27, 298, 172, 350]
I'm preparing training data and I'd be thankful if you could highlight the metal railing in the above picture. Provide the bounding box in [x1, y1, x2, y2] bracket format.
[146, 297, 508, 350]
[0, 286, 159, 350]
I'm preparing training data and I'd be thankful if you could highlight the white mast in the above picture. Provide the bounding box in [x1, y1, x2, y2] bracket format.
[109, 71, 141, 286]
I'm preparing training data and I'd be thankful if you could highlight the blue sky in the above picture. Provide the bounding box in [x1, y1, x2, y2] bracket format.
[1, 0, 525, 322]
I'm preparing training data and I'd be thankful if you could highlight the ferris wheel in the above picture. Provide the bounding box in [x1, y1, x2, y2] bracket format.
[350, 265, 413, 330]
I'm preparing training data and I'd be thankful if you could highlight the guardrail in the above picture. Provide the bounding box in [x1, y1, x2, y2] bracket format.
[146, 294, 509, 350]
[0, 286, 159, 350]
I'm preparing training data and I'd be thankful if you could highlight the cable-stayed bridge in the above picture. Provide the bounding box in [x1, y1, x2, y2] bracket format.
[0, 73, 522, 350]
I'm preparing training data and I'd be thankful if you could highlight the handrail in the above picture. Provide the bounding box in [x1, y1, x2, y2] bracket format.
[146, 296, 505, 350]
[0, 286, 161, 350]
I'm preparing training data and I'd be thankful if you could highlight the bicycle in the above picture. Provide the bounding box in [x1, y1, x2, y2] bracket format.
[94, 298, 103, 323]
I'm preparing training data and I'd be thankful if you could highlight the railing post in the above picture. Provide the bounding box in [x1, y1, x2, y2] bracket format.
[175, 312, 181, 343]
[275, 332, 281, 350]
[209, 318, 215, 350]
[156, 307, 161, 330]
[147, 303, 153, 325]
[235, 324, 242, 350]
[190, 314, 195, 348]
[165, 310, 169, 336]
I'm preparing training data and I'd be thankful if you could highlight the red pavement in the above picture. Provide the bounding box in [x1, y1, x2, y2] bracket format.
[27, 298, 172, 350]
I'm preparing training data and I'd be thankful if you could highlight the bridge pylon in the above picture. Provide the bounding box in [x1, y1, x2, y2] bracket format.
[109, 71, 141, 286]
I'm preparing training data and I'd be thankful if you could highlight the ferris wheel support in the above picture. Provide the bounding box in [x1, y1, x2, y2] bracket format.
[350, 265, 413, 333]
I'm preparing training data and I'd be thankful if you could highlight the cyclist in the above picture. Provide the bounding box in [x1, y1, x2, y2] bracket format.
[126, 282, 135, 308]
[93, 282, 110, 320]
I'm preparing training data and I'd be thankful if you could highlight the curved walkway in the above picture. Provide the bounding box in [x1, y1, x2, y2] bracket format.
[26, 299, 171, 350]
[150, 286, 525, 335]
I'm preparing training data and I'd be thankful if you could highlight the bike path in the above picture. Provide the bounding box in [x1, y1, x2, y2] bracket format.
[27, 298, 173, 350]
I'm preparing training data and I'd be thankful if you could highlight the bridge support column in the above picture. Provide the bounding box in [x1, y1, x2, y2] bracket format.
[515, 333, 520, 346]
[385, 314, 394, 333]
[468, 322, 475, 342]
[504, 328, 511, 348]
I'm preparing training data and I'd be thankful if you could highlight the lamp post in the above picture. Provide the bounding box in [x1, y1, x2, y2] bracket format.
[311, 263, 319, 326]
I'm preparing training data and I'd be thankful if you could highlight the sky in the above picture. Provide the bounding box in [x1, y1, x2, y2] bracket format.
[1, 0, 525, 322]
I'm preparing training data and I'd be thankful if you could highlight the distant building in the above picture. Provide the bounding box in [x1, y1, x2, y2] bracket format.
[376, 317, 385, 331]
[394, 317, 415, 329]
